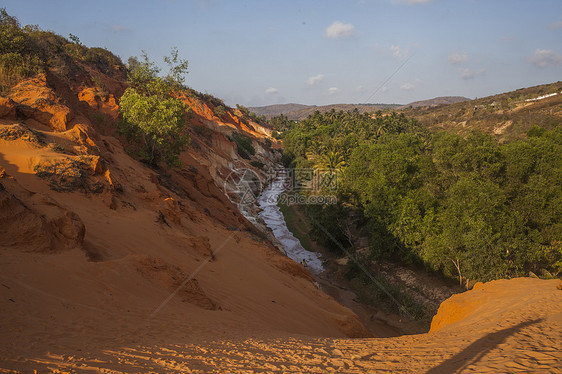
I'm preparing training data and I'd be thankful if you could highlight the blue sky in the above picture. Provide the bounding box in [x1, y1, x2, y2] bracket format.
[3, 0, 562, 106]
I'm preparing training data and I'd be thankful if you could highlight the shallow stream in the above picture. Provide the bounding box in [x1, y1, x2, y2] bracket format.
[257, 171, 325, 274]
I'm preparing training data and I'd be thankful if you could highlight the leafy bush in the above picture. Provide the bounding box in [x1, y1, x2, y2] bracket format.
[90, 75, 109, 95]
[303, 203, 351, 254]
[0, 9, 42, 93]
[199, 92, 225, 108]
[118, 51, 190, 167]
[236, 104, 265, 124]
[34, 158, 84, 191]
[0, 9, 32, 55]
[0, 123, 44, 144]
[0, 52, 40, 85]
[229, 132, 255, 159]
[263, 138, 272, 149]
[192, 125, 214, 139]
[250, 160, 264, 169]
[0, 8, 125, 93]
[213, 105, 226, 118]
[84, 47, 123, 75]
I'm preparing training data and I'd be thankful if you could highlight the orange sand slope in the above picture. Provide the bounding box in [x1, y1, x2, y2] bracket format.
[1, 278, 560, 373]
[0, 72, 365, 372]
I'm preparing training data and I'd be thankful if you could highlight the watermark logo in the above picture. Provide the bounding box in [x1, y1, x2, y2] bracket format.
[278, 192, 337, 205]
[224, 168, 262, 205]
[286, 168, 339, 192]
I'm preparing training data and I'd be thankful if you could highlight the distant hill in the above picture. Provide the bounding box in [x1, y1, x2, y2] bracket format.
[250, 97, 469, 121]
[398, 96, 471, 109]
[248, 103, 310, 117]
[251, 85, 562, 142]
[401, 82, 562, 142]
[249, 103, 399, 120]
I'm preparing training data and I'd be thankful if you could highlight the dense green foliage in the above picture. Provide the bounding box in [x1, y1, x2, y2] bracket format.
[118, 51, 190, 167]
[229, 131, 256, 159]
[0, 9, 41, 91]
[282, 109, 562, 285]
[269, 114, 293, 134]
[282, 109, 421, 167]
[0, 9, 123, 94]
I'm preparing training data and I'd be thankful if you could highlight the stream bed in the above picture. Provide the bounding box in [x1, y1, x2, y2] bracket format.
[257, 171, 325, 275]
[256, 170, 412, 337]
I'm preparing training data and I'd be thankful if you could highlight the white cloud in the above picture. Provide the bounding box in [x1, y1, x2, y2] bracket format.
[307, 74, 325, 86]
[390, 45, 402, 57]
[390, 45, 411, 59]
[381, 86, 389, 93]
[460, 68, 486, 80]
[400, 83, 414, 91]
[325, 21, 355, 39]
[110, 24, 127, 32]
[448, 51, 468, 65]
[356, 85, 366, 93]
[265, 87, 278, 95]
[328, 87, 340, 95]
[529, 49, 562, 68]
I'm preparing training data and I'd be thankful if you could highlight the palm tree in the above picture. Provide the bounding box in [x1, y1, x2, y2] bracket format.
[312, 149, 345, 193]
[315, 149, 346, 171]
[326, 108, 338, 123]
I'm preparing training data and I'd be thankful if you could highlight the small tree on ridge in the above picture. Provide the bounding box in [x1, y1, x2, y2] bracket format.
[118, 49, 190, 167]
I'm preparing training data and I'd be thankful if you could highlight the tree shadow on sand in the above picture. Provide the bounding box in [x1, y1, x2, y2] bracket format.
[426, 318, 543, 374]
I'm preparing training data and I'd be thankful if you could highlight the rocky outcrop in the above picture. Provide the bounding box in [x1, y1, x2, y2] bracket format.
[78, 87, 120, 120]
[9, 74, 73, 132]
[0, 96, 17, 119]
[0, 123, 44, 145]
[33, 155, 105, 192]
[0, 179, 85, 252]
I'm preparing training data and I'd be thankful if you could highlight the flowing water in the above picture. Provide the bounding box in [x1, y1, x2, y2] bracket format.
[258, 171, 325, 275]
[257, 171, 410, 336]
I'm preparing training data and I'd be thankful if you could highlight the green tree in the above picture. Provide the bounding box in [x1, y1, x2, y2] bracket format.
[230, 132, 255, 159]
[163, 46, 189, 89]
[277, 104, 562, 285]
[315, 149, 346, 171]
[0, 8, 41, 92]
[304, 203, 352, 254]
[118, 50, 190, 167]
[423, 177, 513, 285]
